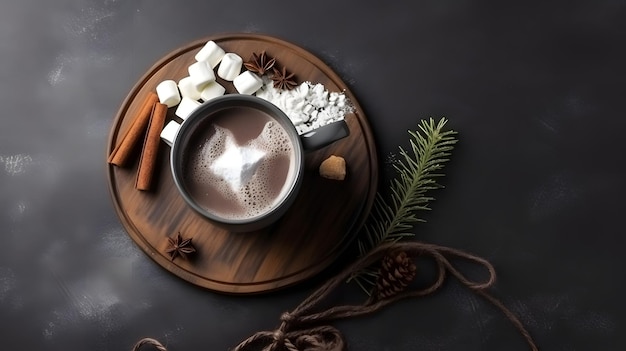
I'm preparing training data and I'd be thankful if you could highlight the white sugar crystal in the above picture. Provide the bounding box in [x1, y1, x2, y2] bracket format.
[290, 112, 307, 125]
[297, 83, 309, 97]
[311, 109, 319, 121]
[253, 76, 353, 135]
[313, 83, 324, 96]
[285, 97, 298, 110]
[303, 104, 314, 115]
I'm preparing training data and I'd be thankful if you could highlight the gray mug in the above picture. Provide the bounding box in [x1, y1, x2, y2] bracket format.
[170, 94, 349, 232]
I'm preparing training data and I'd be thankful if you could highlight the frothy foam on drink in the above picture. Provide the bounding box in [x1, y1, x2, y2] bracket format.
[188, 121, 294, 219]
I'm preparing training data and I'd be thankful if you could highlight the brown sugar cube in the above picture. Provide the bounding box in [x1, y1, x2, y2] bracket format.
[319, 155, 346, 180]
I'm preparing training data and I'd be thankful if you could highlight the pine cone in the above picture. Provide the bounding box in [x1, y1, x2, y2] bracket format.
[375, 251, 417, 300]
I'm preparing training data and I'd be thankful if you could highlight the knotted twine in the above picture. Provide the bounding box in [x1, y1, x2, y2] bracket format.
[132, 241, 538, 351]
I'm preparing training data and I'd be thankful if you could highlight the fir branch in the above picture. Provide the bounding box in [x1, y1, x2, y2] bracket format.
[349, 117, 457, 294]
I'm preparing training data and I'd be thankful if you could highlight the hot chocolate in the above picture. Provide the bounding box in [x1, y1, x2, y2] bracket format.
[181, 106, 297, 220]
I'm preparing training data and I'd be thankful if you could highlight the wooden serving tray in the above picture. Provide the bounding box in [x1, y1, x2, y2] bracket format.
[106, 33, 378, 294]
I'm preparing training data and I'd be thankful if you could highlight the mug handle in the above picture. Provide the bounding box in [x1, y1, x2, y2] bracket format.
[299, 120, 350, 152]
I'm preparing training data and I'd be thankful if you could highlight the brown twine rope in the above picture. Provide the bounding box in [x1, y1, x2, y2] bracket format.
[132, 241, 538, 351]
[132, 338, 168, 351]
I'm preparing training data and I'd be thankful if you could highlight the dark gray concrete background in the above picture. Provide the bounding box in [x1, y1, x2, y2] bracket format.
[1, 0, 624, 350]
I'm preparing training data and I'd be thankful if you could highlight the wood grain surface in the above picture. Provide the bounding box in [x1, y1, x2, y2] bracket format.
[106, 33, 378, 294]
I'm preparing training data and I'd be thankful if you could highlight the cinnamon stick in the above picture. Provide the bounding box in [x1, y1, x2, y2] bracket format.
[136, 102, 168, 191]
[108, 92, 159, 167]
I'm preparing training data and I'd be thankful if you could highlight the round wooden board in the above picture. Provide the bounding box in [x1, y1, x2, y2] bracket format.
[106, 33, 378, 294]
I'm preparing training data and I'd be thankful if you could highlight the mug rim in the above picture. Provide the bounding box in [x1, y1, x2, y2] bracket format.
[170, 94, 304, 231]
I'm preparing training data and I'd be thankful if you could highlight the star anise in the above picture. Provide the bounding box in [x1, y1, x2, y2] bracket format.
[165, 232, 196, 261]
[243, 51, 276, 75]
[271, 66, 297, 90]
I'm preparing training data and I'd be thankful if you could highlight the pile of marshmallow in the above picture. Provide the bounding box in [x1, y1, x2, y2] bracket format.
[157, 40, 353, 145]
[156, 41, 265, 121]
[158, 40, 265, 145]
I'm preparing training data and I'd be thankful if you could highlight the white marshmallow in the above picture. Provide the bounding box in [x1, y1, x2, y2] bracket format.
[156, 80, 181, 107]
[233, 71, 263, 95]
[175, 97, 201, 120]
[178, 76, 202, 101]
[160, 120, 181, 147]
[188, 61, 216, 90]
[194, 40, 226, 68]
[200, 81, 226, 102]
[217, 53, 243, 81]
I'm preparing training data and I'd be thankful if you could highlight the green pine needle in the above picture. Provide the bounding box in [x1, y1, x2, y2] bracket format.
[349, 117, 457, 294]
